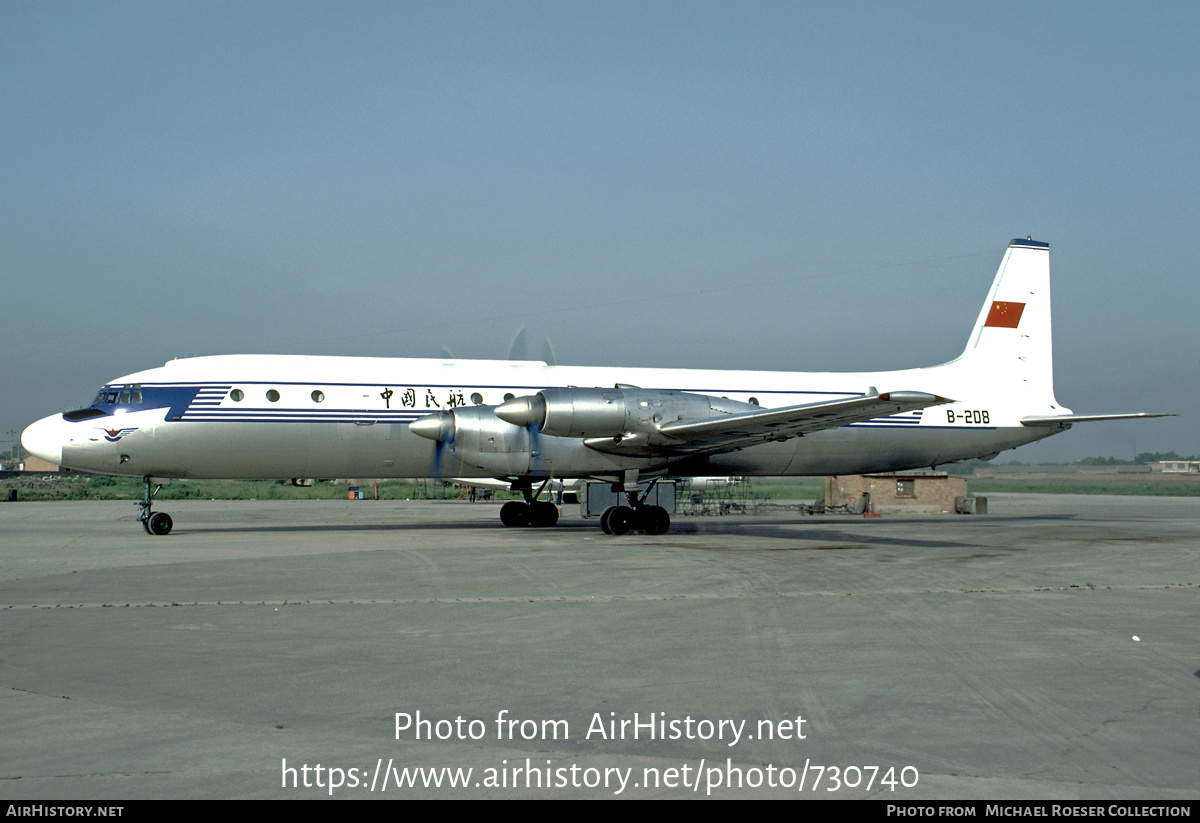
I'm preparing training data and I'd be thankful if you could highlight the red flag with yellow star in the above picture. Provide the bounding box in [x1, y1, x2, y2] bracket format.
[984, 301, 1024, 329]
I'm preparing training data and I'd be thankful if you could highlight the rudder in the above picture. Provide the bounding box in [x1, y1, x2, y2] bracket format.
[957, 238, 1055, 399]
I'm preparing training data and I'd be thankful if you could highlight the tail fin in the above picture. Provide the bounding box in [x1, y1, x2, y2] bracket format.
[955, 238, 1058, 402]
[951, 238, 1176, 428]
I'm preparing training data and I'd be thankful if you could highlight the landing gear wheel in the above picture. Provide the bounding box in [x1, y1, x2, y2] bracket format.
[146, 511, 173, 536]
[500, 501, 530, 527]
[606, 506, 636, 535]
[529, 501, 559, 527]
[638, 505, 670, 535]
[599, 506, 616, 534]
[138, 476, 171, 535]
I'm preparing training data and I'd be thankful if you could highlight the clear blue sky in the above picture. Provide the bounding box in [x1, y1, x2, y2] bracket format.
[4, 1, 1196, 463]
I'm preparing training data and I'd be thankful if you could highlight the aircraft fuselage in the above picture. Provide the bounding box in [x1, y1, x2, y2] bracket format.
[26, 355, 1056, 483]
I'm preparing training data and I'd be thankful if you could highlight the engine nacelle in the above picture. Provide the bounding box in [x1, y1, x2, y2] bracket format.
[410, 402, 667, 475]
[496, 387, 752, 439]
[409, 405, 535, 476]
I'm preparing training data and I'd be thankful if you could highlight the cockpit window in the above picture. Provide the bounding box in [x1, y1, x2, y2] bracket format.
[93, 384, 143, 407]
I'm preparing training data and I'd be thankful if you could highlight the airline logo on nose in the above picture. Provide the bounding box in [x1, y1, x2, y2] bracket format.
[984, 301, 1025, 329]
[100, 427, 138, 442]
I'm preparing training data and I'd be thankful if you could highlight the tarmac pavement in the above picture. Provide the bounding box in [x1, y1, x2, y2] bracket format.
[1, 494, 1196, 799]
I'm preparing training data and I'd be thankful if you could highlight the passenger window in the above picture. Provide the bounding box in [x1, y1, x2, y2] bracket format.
[311, 390, 325, 403]
[266, 390, 280, 402]
[471, 392, 483, 405]
[230, 389, 244, 402]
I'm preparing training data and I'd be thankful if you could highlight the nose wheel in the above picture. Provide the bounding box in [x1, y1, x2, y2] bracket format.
[144, 511, 173, 535]
[138, 476, 173, 535]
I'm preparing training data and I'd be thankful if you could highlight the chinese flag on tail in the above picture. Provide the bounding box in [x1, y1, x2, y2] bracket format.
[984, 301, 1025, 329]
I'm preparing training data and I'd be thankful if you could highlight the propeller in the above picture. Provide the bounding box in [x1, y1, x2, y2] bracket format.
[508, 326, 556, 365]
[431, 437, 448, 481]
[436, 327, 556, 365]
[494, 393, 547, 475]
[507, 326, 527, 361]
[410, 411, 455, 480]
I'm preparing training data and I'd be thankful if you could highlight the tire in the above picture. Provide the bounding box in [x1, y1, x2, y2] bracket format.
[147, 512, 173, 536]
[530, 501, 559, 527]
[500, 501, 530, 527]
[600, 506, 616, 534]
[639, 505, 670, 535]
[607, 506, 635, 535]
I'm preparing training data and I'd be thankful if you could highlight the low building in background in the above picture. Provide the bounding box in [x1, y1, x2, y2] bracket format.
[828, 471, 968, 514]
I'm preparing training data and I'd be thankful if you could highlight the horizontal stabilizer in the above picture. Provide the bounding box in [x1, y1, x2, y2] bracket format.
[1021, 412, 1176, 426]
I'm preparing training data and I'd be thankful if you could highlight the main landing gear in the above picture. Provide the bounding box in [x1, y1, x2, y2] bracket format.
[496, 475, 671, 535]
[599, 483, 670, 536]
[499, 480, 560, 528]
[138, 476, 172, 536]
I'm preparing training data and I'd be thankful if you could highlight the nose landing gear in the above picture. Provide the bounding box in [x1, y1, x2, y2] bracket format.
[138, 476, 172, 535]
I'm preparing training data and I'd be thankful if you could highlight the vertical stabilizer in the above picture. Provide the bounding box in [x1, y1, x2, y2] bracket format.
[956, 238, 1056, 401]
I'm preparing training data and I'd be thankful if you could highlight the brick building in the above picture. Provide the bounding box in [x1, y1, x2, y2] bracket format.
[827, 470, 968, 514]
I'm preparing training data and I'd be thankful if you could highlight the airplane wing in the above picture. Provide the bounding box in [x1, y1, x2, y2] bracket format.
[1021, 412, 1176, 426]
[584, 391, 950, 456]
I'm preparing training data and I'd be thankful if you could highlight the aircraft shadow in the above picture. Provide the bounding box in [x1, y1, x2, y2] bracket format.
[167, 516, 985, 550]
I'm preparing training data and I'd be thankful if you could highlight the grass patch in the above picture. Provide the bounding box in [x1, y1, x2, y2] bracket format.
[967, 479, 1200, 497]
[0, 475, 474, 502]
[738, 480, 826, 500]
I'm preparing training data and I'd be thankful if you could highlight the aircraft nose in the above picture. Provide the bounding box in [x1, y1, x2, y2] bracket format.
[21, 415, 65, 467]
